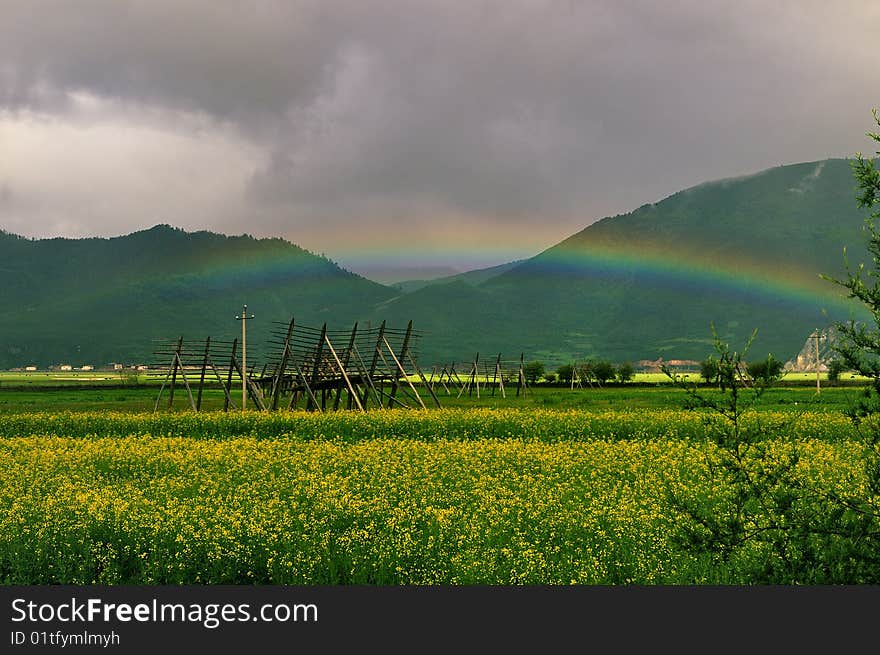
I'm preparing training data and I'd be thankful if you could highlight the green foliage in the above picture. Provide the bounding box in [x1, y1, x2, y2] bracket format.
[523, 360, 545, 384]
[543, 372, 557, 384]
[819, 109, 880, 580]
[699, 356, 720, 384]
[556, 364, 574, 384]
[746, 355, 784, 385]
[662, 328, 824, 582]
[827, 358, 846, 382]
[654, 112, 880, 583]
[591, 361, 616, 385]
[616, 362, 635, 383]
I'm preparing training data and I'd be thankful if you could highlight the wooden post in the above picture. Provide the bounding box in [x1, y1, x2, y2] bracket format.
[383, 335, 426, 409]
[231, 354, 266, 411]
[516, 352, 525, 397]
[814, 329, 821, 395]
[272, 318, 295, 410]
[224, 338, 238, 412]
[458, 358, 480, 399]
[196, 336, 211, 411]
[325, 332, 365, 412]
[408, 351, 441, 409]
[174, 351, 197, 411]
[491, 353, 501, 396]
[387, 321, 413, 409]
[363, 321, 386, 407]
[307, 324, 327, 412]
[476, 355, 481, 399]
[497, 359, 506, 399]
[209, 359, 235, 410]
[234, 305, 255, 411]
[438, 366, 451, 395]
[152, 342, 179, 412]
[468, 353, 480, 398]
[335, 322, 358, 411]
[168, 336, 183, 409]
[350, 343, 384, 408]
[288, 361, 322, 412]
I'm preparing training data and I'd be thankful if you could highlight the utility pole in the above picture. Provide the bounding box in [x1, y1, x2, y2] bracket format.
[235, 304, 255, 411]
[814, 328, 821, 395]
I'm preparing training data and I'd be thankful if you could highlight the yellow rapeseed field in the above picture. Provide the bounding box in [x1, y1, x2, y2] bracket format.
[0, 409, 869, 584]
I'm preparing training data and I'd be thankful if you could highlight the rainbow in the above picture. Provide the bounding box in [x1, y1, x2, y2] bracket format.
[523, 240, 861, 315]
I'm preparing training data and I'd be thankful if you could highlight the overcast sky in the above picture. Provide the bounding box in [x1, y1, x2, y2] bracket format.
[1, 1, 878, 281]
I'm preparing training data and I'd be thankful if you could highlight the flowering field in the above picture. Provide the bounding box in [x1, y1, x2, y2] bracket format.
[0, 409, 870, 584]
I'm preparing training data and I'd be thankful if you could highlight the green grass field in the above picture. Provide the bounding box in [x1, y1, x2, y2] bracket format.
[0, 370, 868, 414]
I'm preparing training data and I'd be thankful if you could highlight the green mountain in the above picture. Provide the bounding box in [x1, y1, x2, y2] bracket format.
[0, 225, 395, 368]
[2, 158, 873, 371]
[369, 158, 872, 367]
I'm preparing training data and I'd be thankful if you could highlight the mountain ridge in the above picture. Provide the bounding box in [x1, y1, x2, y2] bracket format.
[1, 157, 872, 369]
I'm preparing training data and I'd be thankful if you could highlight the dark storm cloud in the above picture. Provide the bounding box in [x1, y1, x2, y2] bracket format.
[1, 1, 877, 272]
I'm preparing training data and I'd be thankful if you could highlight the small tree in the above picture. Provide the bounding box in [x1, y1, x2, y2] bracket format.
[827, 358, 846, 383]
[662, 327, 808, 582]
[820, 109, 880, 580]
[544, 372, 557, 384]
[592, 360, 616, 385]
[746, 355, 784, 386]
[616, 362, 635, 383]
[523, 360, 545, 385]
[556, 363, 574, 384]
[700, 356, 720, 385]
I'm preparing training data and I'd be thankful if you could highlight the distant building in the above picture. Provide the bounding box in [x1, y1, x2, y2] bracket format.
[60, 364, 73, 371]
[25, 366, 37, 372]
[80, 365, 94, 371]
[637, 358, 700, 373]
[112, 363, 124, 370]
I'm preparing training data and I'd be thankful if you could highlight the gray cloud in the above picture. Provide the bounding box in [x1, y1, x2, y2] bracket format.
[1, 1, 878, 279]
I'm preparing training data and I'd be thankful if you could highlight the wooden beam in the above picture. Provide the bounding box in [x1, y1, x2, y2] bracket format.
[324, 333, 365, 412]
[209, 358, 235, 410]
[152, 346, 178, 412]
[174, 351, 197, 411]
[288, 361, 322, 412]
[383, 335, 426, 409]
[231, 355, 267, 411]
[407, 351, 441, 409]
[335, 322, 358, 411]
[350, 343, 384, 408]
